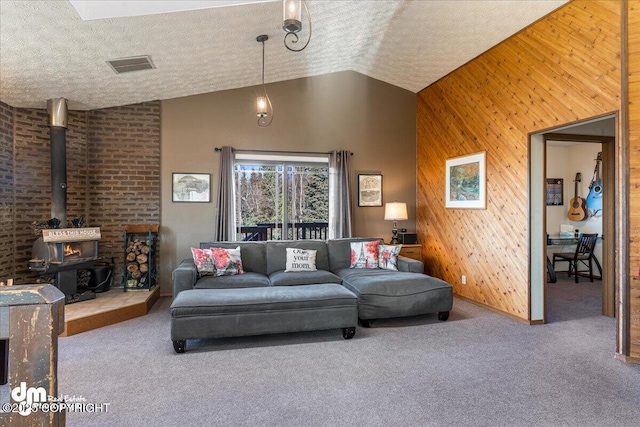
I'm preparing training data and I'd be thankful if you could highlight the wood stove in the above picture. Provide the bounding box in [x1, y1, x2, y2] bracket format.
[30, 227, 101, 304]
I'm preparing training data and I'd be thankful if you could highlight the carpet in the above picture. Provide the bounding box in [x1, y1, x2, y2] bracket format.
[57, 278, 640, 427]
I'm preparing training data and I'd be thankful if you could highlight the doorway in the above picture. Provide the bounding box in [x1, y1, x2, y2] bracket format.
[529, 115, 616, 323]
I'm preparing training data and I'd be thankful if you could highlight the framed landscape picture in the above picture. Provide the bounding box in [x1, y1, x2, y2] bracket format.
[358, 174, 383, 207]
[445, 152, 486, 209]
[172, 173, 211, 202]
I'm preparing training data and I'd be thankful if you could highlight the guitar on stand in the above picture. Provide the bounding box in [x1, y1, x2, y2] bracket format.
[586, 152, 603, 216]
[567, 172, 588, 221]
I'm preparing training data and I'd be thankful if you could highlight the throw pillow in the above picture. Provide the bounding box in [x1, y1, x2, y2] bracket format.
[349, 241, 380, 269]
[190, 247, 215, 276]
[378, 244, 401, 271]
[285, 248, 317, 272]
[210, 246, 244, 276]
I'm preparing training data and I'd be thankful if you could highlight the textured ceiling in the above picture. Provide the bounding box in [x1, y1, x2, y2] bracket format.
[0, 0, 568, 111]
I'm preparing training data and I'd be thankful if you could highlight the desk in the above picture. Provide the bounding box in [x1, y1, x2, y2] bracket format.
[546, 234, 602, 283]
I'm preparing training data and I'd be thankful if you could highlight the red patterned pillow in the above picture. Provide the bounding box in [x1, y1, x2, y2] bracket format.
[349, 241, 380, 269]
[210, 246, 244, 276]
[378, 244, 401, 271]
[190, 248, 215, 276]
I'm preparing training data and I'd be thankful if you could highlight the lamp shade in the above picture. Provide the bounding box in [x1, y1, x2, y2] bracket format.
[384, 202, 408, 221]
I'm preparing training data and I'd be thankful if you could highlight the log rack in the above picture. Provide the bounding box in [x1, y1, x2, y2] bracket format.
[122, 224, 159, 292]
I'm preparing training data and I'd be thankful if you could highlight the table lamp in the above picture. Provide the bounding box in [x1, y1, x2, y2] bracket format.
[384, 202, 408, 244]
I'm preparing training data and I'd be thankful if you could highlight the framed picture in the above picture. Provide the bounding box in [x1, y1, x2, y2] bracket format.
[172, 173, 211, 203]
[445, 152, 486, 209]
[358, 174, 383, 207]
[546, 178, 564, 206]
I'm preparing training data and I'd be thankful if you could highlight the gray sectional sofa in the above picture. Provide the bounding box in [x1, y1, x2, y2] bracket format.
[171, 238, 453, 353]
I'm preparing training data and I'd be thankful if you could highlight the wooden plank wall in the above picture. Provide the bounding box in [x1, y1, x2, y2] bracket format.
[417, 0, 621, 321]
[628, 0, 640, 359]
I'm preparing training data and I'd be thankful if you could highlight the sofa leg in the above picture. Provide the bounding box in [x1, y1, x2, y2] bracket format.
[438, 311, 450, 321]
[173, 340, 186, 353]
[360, 319, 372, 328]
[342, 327, 356, 339]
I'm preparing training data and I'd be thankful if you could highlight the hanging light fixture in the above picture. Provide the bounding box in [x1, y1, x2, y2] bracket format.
[283, 0, 311, 52]
[256, 34, 273, 127]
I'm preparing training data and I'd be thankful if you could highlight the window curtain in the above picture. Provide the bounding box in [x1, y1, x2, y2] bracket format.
[328, 150, 353, 239]
[215, 146, 236, 241]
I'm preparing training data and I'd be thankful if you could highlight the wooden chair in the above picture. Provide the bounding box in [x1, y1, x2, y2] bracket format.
[552, 233, 601, 283]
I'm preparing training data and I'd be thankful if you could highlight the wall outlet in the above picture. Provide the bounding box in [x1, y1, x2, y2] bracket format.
[461, 275, 467, 285]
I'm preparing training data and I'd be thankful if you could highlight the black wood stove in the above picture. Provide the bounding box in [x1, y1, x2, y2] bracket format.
[30, 227, 101, 304]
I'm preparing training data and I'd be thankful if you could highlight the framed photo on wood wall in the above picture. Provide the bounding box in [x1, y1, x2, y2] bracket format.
[358, 174, 383, 207]
[172, 173, 211, 202]
[445, 152, 486, 209]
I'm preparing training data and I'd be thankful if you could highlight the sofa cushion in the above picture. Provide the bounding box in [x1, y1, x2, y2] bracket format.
[328, 238, 383, 271]
[266, 240, 329, 275]
[171, 284, 357, 317]
[200, 241, 267, 275]
[269, 270, 342, 287]
[335, 268, 450, 296]
[285, 248, 317, 272]
[194, 272, 270, 289]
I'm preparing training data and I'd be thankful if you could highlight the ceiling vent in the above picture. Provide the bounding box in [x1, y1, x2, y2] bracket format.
[107, 56, 155, 74]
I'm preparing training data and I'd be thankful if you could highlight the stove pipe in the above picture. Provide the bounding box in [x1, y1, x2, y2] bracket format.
[47, 98, 68, 227]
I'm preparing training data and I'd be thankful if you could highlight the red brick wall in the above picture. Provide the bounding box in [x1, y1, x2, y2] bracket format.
[0, 102, 14, 281]
[12, 108, 89, 281]
[3, 100, 160, 286]
[87, 102, 161, 285]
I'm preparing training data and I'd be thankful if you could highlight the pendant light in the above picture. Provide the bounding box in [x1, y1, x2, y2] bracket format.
[283, 0, 311, 52]
[256, 34, 273, 127]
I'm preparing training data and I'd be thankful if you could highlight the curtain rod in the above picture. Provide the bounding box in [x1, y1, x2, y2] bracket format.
[215, 147, 353, 156]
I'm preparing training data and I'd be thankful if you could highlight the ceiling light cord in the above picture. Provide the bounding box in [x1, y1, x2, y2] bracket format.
[284, 0, 311, 52]
[257, 35, 273, 128]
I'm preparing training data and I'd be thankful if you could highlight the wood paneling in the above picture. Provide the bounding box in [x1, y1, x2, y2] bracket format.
[417, 1, 620, 320]
[628, 1, 640, 358]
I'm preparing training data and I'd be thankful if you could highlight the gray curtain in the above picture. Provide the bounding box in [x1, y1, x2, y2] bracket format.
[215, 146, 236, 241]
[328, 150, 353, 239]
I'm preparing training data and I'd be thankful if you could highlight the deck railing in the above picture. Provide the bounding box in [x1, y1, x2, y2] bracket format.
[238, 222, 328, 241]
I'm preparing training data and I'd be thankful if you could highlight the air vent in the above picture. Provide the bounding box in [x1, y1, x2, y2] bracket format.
[107, 56, 155, 74]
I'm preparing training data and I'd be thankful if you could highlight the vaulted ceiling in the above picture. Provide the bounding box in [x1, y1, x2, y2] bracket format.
[0, 0, 567, 110]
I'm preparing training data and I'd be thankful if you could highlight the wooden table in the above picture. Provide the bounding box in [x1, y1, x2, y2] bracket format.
[397, 244, 422, 262]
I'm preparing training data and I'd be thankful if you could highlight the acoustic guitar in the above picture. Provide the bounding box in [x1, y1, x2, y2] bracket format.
[567, 173, 588, 221]
[586, 152, 603, 212]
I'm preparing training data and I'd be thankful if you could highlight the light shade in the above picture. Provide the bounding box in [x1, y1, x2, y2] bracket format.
[283, 0, 302, 33]
[384, 202, 408, 221]
[256, 96, 267, 117]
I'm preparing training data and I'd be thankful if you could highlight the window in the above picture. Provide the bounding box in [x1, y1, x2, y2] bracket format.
[234, 154, 329, 240]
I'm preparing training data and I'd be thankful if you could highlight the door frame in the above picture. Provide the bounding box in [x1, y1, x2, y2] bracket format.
[528, 113, 620, 325]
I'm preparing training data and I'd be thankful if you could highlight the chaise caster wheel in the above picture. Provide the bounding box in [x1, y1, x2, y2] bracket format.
[438, 311, 450, 321]
[173, 340, 186, 353]
[342, 327, 356, 339]
[360, 319, 372, 328]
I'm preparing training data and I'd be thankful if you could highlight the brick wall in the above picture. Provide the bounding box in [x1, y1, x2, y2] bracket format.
[13, 108, 88, 280]
[3, 100, 160, 286]
[87, 101, 161, 286]
[0, 102, 14, 281]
